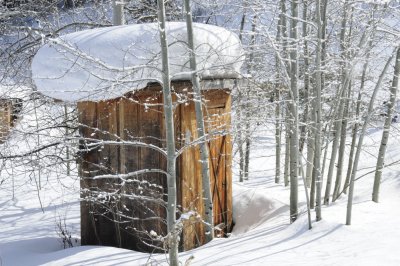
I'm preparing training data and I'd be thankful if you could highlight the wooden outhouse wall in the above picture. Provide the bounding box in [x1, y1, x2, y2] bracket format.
[0, 98, 22, 143]
[79, 81, 232, 252]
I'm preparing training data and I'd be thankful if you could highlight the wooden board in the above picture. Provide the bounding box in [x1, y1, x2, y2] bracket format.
[179, 99, 205, 250]
[0, 100, 14, 142]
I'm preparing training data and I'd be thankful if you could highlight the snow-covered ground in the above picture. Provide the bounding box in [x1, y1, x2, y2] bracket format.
[1, 108, 400, 265]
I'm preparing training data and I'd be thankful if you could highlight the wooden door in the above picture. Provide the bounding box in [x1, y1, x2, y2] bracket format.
[179, 89, 232, 250]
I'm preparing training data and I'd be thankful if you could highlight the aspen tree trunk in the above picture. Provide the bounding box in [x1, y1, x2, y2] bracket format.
[343, 40, 373, 195]
[320, 85, 348, 184]
[64, 104, 70, 176]
[33, 97, 42, 189]
[299, 0, 310, 155]
[305, 130, 314, 188]
[274, 10, 282, 184]
[343, 91, 361, 195]
[184, 0, 214, 241]
[346, 52, 395, 225]
[342, 7, 377, 195]
[317, 0, 329, 186]
[299, 156, 312, 229]
[237, 10, 246, 183]
[324, 76, 353, 203]
[372, 47, 400, 203]
[244, 99, 251, 181]
[324, 0, 349, 205]
[274, 1, 287, 184]
[288, 0, 299, 223]
[324, 92, 344, 205]
[332, 83, 351, 201]
[275, 89, 282, 184]
[243, 15, 257, 181]
[157, 0, 178, 263]
[310, 158, 316, 208]
[284, 124, 290, 187]
[237, 94, 245, 183]
[297, 1, 309, 186]
[305, 0, 315, 190]
[112, 0, 124, 25]
[313, 0, 325, 221]
[332, 6, 354, 201]
[280, 0, 289, 69]
[320, 0, 328, 90]
[280, 0, 290, 188]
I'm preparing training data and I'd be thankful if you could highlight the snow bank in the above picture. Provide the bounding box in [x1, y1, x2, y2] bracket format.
[231, 183, 287, 235]
[31, 22, 244, 102]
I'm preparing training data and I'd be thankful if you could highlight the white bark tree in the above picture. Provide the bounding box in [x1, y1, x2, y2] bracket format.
[346, 51, 395, 225]
[288, 0, 299, 223]
[157, 0, 179, 263]
[183, 0, 214, 242]
[372, 47, 400, 203]
[313, 0, 326, 221]
[112, 0, 125, 25]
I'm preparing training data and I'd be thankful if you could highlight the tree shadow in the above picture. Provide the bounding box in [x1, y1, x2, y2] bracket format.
[0, 238, 157, 266]
[199, 224, 343, 265]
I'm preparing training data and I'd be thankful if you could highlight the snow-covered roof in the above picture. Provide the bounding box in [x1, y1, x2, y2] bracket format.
[31, 22, 244, 102]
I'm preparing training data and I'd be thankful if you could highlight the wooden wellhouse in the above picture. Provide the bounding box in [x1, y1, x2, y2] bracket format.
[31, 22, 244, 252]
[78, 79, 234, 252]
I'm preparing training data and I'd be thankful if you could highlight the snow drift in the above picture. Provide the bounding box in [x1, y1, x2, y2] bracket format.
[31, 22, 244, 102]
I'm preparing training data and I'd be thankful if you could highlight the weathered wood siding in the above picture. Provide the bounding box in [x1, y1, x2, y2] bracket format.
[0, 99, 22, 143]
[79, 81, 232, 252]
[178, 89, 232, 250]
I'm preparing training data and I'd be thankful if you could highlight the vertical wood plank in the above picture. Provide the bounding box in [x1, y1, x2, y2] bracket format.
[180, 98, 205, 251]
[132, 90, 165, 252]
[78, 101, 101, 246]
[224, 94, 233, 231]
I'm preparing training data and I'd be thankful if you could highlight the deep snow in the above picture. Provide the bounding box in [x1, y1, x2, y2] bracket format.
[0, 100, 399, 265]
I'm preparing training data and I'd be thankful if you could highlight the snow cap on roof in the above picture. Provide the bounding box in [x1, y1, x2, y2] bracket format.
[31, 22, 244, 102]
